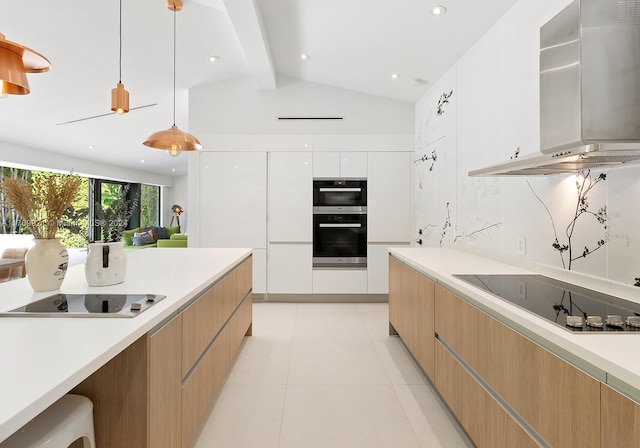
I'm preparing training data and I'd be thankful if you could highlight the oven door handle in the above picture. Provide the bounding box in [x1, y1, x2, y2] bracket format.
[319, 223, 362, 228]
[318, 188, 361, 192]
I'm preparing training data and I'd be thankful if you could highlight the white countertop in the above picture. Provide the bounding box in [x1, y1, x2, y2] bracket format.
[389, 247, 640, 401]
[0, 247, 252, 443]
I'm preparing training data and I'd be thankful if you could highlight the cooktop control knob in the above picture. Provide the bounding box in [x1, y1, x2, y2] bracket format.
[566, 316, 583, 328]
[626, 316, 640, 328]
[586, 316, 603, 328]
[130, 302, 142, 312]
[606, 315, 624, 328]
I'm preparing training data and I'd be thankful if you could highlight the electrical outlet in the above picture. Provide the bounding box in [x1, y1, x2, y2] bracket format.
[517, 236, 527, 255]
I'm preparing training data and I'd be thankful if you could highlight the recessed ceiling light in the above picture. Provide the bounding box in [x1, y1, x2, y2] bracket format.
[208, 56, 219, 62]
[88, 145, 95, 149]
[141, 160, 145, 163]
[300, 54, 310, 60]
[172, 168, 176, 172]
[391, 73, 401, 80]
[431, 5, 447, 15]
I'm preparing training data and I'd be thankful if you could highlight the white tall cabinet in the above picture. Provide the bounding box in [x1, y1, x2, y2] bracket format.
[197, 152, 267, 293]
[191, 150, 411, 295]
[268, 152, 313, 293]
[367, 152, 412, 293]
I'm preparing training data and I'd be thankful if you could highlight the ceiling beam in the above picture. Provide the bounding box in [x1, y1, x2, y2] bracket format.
[222, 0, 277, 90]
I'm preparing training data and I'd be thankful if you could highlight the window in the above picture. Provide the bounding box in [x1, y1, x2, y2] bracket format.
[140, 184, 160, 228]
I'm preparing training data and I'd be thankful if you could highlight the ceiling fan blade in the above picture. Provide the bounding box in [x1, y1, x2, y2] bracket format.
[56, 103, 158, 125]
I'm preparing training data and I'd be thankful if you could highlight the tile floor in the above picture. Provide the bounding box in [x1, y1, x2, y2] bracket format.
[193, 302, 474, 448]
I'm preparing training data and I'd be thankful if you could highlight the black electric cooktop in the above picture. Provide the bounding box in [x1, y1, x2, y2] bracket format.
[453, 274, 640, 333]
[0, 293, 166, 318]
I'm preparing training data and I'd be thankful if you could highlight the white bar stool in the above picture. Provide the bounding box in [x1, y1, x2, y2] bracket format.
[1, 394, 96, 448]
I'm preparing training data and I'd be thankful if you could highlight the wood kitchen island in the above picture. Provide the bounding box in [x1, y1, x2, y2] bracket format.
[390, 247, 640, 448]
[0, 248, 253, 447]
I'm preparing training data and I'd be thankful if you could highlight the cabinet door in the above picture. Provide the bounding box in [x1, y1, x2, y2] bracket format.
[388, 256, 435, 379]
[182, 327, 230, 448]
[367, 152, 411, 242]
[601, 384, 640, 446]
[435, 342, 537, 448]
[149, 314, 182, 448]
[268, 243, 312, 293]
[388, 255, 402, 334]
[269, 152, 312, 242]
[313, 152, 340, 178]
[367, 244, 395, 293]
[339, 152, 367, 178]
[312, 269, 367, 293]
[435, 285, 601, 448]
[199, 152, 267, 249]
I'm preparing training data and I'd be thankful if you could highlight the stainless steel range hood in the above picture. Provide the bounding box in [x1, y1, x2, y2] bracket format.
[470, 0, 640, 177]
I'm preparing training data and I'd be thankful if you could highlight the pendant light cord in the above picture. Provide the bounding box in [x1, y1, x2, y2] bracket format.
[172, 5, 177, 126]
[118, 0, 122, 83]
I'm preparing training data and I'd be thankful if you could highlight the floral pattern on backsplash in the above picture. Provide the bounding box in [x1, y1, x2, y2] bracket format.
[528, 171, 607, 271]
[413, 12, 640, 289]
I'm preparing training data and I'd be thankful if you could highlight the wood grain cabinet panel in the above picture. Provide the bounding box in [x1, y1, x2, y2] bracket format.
[388, 255, 402, 334]
[229, 294, 252, 360]
[181, 276, 229, 376]
[435, 285, 600, 448]
[435, 343, 537, 448]
[232, 257, 253, 310]
[182, 326, 230, 448]
[601, 383, 640, 445]
[388, 255, 435, 380]
[70, 257, 252, 448]
[149, 314, 183, 448]
[71, 337, 149, 448]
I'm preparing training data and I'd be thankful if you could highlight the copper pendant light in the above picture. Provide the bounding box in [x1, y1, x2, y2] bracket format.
[110, 0, 129, 114]
[143, 0, 202, 155]
[0, 32, 50, 95]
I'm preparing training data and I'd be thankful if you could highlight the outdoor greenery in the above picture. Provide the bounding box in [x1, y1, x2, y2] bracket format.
[94, 184, 137, 243]
[140, 184, 160, 228]
[1, 166, 159, 248]
[1, 168, 87, 247]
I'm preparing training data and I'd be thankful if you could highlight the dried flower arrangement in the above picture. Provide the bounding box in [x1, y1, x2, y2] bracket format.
[93, 184, 137, 243]
[1, 173, 82, 239]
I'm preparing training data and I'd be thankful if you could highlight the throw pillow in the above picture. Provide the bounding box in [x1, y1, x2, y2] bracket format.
[153, 226, 167, 240]
[122, 227, 140, 246]
[141, 227, 159, 241]
[133, 230, 155, 246]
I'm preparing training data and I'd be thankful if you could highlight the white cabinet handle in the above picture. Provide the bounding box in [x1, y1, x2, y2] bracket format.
[319, 224, 362, 228]
[318, 188, 361, 192]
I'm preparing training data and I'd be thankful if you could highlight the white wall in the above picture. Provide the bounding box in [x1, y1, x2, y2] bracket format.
[414, 0, 640, 289]
[190, 75, 413, 136]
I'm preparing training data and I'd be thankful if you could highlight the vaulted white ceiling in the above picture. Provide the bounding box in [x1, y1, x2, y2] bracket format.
[0, 0, 518, 178]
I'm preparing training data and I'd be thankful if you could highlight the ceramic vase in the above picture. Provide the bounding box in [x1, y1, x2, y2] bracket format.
[25, 238, 69, 292]
[85, 241, 127, 286]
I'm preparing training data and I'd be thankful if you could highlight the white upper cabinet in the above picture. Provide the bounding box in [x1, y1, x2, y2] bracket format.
[269, 151, 313, 242]
[313, 152, 367, 178]
[367, 152, 411, 243]
[199, 152, 267, 249]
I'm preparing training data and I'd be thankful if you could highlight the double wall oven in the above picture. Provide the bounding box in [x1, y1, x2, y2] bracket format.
[313, 179, 367, 269]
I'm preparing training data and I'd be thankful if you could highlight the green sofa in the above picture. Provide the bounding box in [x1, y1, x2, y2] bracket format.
[122, 226, 187, 251]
